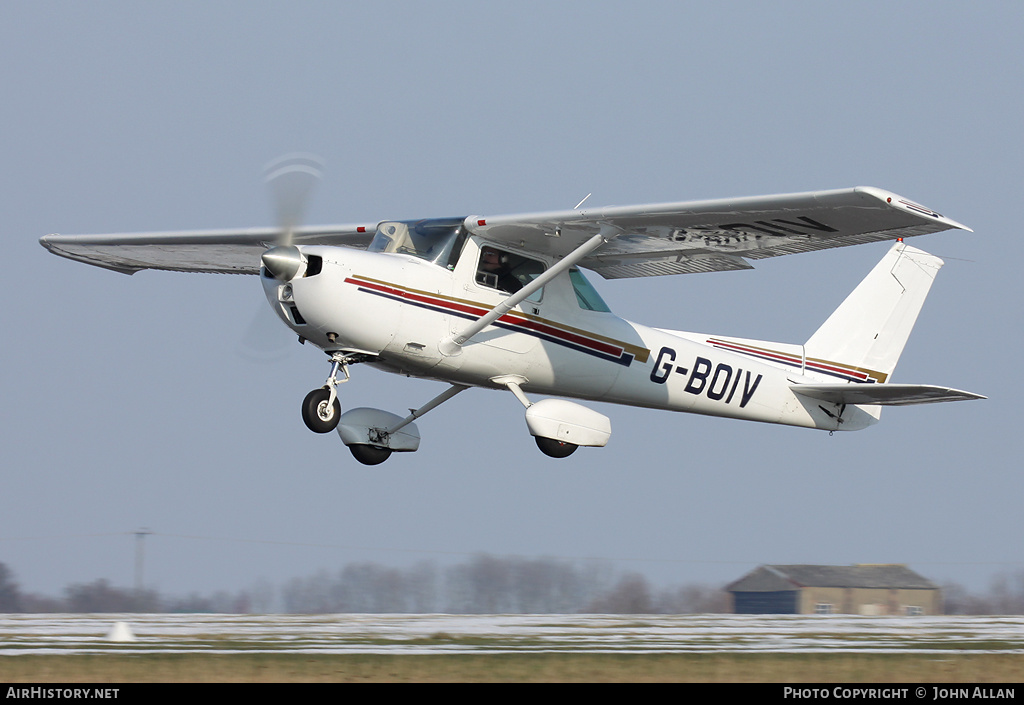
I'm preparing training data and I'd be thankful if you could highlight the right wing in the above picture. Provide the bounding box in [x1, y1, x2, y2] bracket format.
[39, 224, 376, 275]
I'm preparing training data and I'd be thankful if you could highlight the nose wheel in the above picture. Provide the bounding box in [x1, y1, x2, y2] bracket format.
[301, 388, 342, 433]
[301, 351, 364, 434]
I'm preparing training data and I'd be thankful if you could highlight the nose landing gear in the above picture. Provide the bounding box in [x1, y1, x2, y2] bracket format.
[300, 351, 362, 434]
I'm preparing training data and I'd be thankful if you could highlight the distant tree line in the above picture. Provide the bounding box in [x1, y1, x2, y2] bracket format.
[942, 573, 1024, 615]
[0, 555, 725, 614]
[277, 555, 727, 614]
[2, 557, 1022, 615]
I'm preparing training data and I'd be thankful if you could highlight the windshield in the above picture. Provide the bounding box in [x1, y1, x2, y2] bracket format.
[368, 217, 467, 268]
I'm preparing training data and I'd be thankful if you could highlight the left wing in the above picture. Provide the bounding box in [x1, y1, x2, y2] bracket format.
[40, 224, 375, 275]
[467, 187, 970, 279]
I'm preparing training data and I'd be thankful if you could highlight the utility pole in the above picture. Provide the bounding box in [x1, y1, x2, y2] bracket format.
[134, 528, 153, 597]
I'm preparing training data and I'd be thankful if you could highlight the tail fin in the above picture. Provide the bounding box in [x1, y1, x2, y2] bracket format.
[804, 242, 942, 384]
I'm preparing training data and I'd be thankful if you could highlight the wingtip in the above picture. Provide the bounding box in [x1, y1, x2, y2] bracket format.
[861, 187, 973, 233]
[936, 213, 973, 233]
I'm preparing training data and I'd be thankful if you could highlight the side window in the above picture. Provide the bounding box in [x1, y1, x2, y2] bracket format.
[569, 268, 611, 312]
[476, 247, 545, 301]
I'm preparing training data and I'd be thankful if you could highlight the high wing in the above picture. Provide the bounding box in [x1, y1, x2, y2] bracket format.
[467, 186, 971, 279]
[40, 224, 376, 275]
[40, 186, 969, 279]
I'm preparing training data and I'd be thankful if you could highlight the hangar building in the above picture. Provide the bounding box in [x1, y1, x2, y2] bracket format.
[727, 564, 941, 615]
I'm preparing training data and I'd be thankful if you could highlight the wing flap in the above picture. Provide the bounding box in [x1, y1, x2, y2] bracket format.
[40, 225, 376, 275]
[791, 383, 986, 406]
[588, 253, 755, 279]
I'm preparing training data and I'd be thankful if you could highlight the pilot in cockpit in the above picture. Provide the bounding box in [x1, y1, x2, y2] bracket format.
[477, 247, 523, 294]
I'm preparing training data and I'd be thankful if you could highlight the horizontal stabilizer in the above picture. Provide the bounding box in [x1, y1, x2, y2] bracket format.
[791, 383, 985, 406]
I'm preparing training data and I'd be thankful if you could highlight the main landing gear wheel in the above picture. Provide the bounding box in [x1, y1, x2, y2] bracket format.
[349, 444, 392, 466]
[301, 388, 342, 433]
[535, 436, 578, 458]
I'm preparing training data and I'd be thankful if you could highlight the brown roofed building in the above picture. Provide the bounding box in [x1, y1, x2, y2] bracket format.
[726, 564, 941, 615]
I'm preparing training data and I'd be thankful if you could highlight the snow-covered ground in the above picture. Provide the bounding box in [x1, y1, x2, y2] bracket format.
[1, 614, 1022, 656]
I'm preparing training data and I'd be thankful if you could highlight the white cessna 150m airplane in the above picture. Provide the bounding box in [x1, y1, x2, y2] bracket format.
[41, 167, 984, 464]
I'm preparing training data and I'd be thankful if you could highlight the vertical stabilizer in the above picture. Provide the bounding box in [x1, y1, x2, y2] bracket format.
[804, 242, 943, 384]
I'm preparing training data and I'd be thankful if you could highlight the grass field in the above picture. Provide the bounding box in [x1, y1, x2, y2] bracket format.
[3, 614, 1022, 682]
[2, 652, 1024, 682]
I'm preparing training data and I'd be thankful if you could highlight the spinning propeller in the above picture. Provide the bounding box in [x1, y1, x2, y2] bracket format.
[260, 153, 324, 281]
[237, 154, 325, 363]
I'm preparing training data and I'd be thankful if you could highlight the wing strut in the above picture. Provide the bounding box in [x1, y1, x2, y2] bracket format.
[384, 384, 469, 435]
[438, 230, 613, 356]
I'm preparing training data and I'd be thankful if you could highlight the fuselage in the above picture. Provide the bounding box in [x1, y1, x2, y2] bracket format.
[262, 238, 875, 432]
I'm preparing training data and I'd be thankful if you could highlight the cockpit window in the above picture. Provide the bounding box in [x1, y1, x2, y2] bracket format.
[368, 217, 466, 268]
[569, 268, 611, 312]
[476, 247, 545, 301]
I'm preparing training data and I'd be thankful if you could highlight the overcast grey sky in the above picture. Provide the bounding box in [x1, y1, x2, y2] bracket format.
[2, 1, 1021, 598]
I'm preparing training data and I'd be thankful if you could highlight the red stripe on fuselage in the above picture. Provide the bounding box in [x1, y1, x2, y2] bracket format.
[347, 276, 626, 359]
[708, 338, 871, 382]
